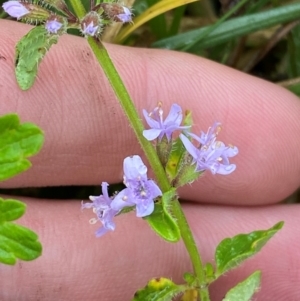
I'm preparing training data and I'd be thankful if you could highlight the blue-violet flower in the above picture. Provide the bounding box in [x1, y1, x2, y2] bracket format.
[143, 103, 190, 142]
[82, 20, 99, 36]
[188, 121, 221, 146]
[82, 182, 119, 237]
[111, 155, 162, 217]
[2, 1, 29, 19]
[180, 123, 238, 175]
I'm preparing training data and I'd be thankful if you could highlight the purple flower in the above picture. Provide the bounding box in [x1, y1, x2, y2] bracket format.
[2, 1, 29, 19]
[188, 121, 221, 146]
[116, 6, 132, 23]
[81, 182, 119, 237]
[82, 20, 99, 36]
[180, 123, 238, 175]
[45, 18, 62, 34]
[143, 103, 190, 142]
[111, 155, 162, 217]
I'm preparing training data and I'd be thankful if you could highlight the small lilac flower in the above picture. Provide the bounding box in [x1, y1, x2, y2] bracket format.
[82, 20, 99, 36]
[111, 155, 162, 217]
[116, 6, 132, 23]
[82, 182, 119, 237]
[180, 124, 238, 175]
[45, 18, 62, 34]
[188, 121, 221, 146]
[143, 103, 190, 142]
[2, 1, 29, 19]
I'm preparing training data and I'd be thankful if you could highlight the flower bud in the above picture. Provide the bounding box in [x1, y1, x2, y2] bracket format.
[95, 3, 132, 23]
[45, 15, 66, 34]
[80, 11, 102, 37]
[3, 0, 51, 22]
[2, 1, 29, 19]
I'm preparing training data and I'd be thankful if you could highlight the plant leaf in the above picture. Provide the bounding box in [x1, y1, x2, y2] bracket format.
[152, 3, 300, 52]
[165, 137, 186, 182]
[144, 190, 180, 242]
[287, 23, 300, 78]
[132, 277, 185, 301]
[165, 110, 194, 184]
[0, 198, 42, 265]
[222, 271, 261, 301]
[0, 114, 44, 181]
[15, 26, 59, 90]
[215, 222, 283, 277]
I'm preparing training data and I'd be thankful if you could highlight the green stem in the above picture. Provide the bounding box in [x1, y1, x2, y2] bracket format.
[172, 199, 209, 300]
[68, 0, 86, 18]
[88, 36, 210, 300]
[88, 37, 170, 193]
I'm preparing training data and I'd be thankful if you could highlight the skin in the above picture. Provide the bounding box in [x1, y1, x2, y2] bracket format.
[0, 20, 299, 301]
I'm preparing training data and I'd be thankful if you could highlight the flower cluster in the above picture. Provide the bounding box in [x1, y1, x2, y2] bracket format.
[180, 124, 238, 175]
[83, 103, 238, 238]
[82, 155, 162, 237]
[143, 103, 238, 176]
[2, 0, 132, 37]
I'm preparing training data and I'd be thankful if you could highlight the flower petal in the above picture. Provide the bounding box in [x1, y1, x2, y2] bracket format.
[136, 200, 154, 217]
[180, 134, 199, 160]
[123, 155, 147, 180]
[164, 104, 183, 126]
[143, 128, 162, 141]
[111, 188, 135, 211]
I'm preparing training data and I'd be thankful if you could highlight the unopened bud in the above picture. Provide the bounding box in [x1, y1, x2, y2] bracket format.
[3, 0, 51, 22]
[2, 1, 29, 19]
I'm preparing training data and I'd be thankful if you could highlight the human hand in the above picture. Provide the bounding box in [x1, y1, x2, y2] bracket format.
[0, 20, 299, 301]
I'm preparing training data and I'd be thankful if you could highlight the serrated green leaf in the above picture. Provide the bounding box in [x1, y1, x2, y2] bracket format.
[222, 271, 261, 301]
[144, 190, 180, 242]
[0, 198, 42, 265]
[215, 222, 284, 277]
[132, 277, 185, 301]
[0, 198, 26, 222]
[15, 26, 59, 90]
[0, 114, 44, 181]
[152, 3, 300, 52]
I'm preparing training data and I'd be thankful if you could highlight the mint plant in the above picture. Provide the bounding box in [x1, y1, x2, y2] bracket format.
[1, 0, 284, 300]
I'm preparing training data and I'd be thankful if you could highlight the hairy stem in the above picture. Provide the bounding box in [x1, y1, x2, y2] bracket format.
[88, 36, 209, 300]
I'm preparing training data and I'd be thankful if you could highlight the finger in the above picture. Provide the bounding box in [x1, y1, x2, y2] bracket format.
[0, 197, 298, 301]
[0, 20, 299, 205]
